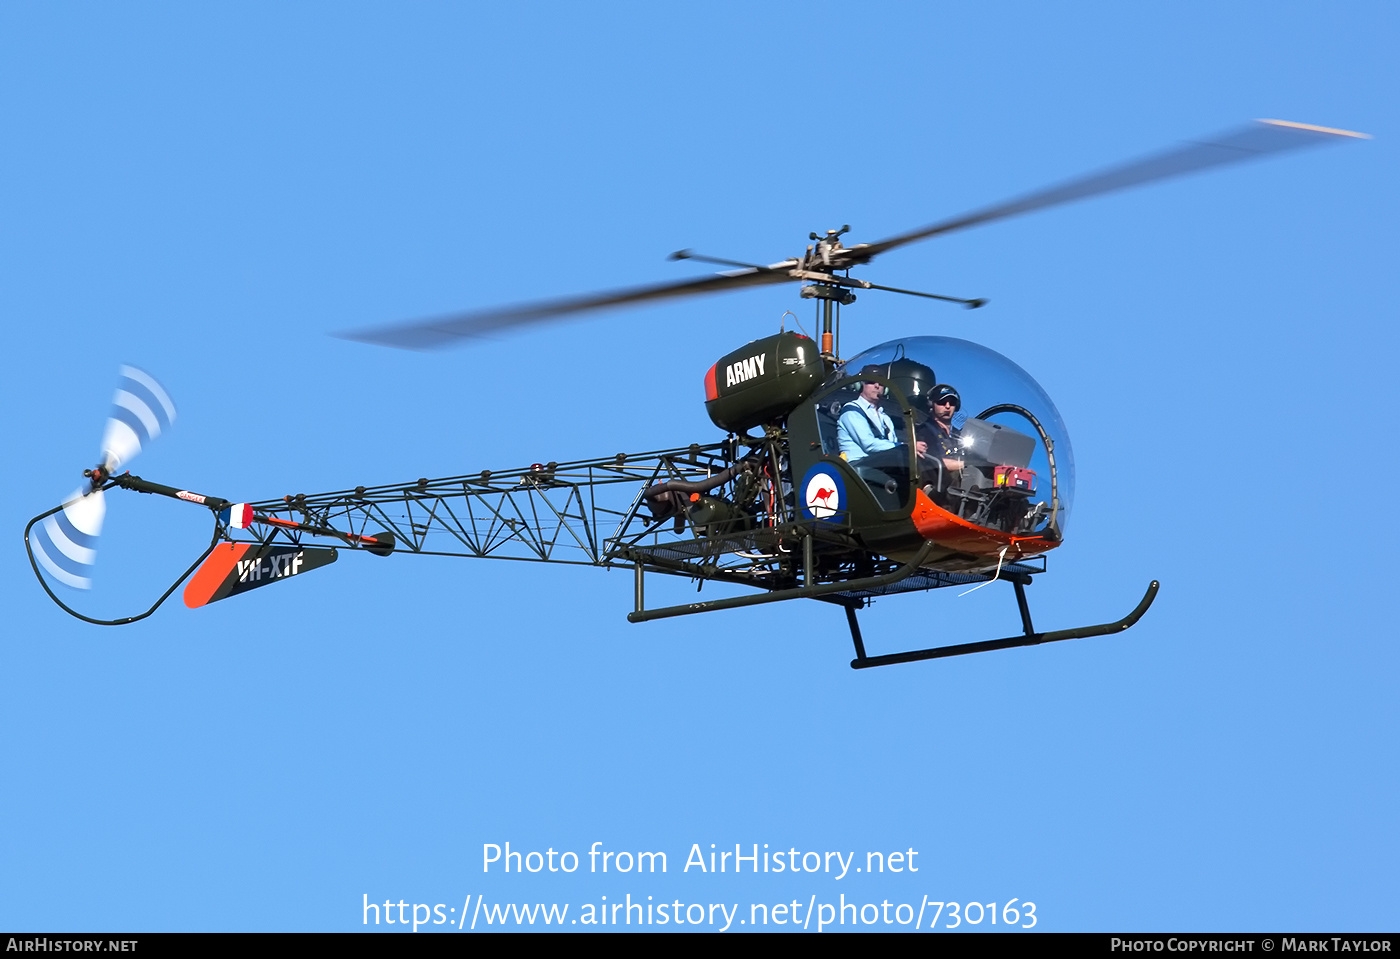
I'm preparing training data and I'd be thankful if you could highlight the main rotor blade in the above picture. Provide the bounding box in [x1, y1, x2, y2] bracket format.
[844, 119, 1369, 265]
[339, 262, 799, 351]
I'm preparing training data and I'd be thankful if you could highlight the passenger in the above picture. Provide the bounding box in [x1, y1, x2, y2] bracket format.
[918, 383, 965, 494]
[837, 379, 927, 464]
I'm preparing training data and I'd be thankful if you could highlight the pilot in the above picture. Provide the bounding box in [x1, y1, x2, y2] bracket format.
[837, 378, 927, 464]
[917, 383, 965, 492]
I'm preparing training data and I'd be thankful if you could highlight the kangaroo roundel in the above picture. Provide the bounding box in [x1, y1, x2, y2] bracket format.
[801, 465, 845, 521]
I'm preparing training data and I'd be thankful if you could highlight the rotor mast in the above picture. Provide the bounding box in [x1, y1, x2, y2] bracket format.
[799, 226, 857, 364]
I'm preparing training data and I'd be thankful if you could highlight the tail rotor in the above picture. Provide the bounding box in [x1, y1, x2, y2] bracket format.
[30, 366, 176, 591]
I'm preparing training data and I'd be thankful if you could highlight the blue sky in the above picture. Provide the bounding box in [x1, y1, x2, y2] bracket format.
[2, 3, 1395, 933]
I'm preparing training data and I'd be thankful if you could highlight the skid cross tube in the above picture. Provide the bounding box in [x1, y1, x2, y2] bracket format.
[849, 580, 1159, 669]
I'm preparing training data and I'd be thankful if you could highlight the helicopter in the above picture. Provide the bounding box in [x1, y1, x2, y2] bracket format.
[25, 119, 1366, 669]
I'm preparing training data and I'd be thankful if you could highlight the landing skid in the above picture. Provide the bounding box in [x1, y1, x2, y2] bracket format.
[847, 579, 1159, 669]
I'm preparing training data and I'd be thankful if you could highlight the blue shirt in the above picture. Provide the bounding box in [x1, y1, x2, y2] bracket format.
[837, 397, 897, 463]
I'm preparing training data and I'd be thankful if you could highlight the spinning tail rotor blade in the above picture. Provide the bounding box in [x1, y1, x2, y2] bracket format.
[844, 120, 1370, 264]
[34, 366, 176, 591]
[31, 487, 106, 590]
[100, 365, 177, 472]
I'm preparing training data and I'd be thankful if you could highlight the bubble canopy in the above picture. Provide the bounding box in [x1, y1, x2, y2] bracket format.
[840, 336, 1076, 536]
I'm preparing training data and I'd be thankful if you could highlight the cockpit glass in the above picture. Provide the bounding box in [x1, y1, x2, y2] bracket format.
[837, 336, 1075, 537]
[813, 378, 914, 513]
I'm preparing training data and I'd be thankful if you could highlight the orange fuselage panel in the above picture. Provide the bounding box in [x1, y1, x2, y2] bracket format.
[910, 489, 1060, 560]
